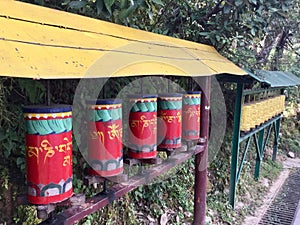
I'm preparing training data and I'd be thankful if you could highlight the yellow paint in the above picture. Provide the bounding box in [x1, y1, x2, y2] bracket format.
[89, 104, 122, 110]
[24, 112, 72, 118]
[129, 98, 157, 102]
[183, 94, 201, 98]
[240, 95, 285, 132]
[0, 0, 247, 79]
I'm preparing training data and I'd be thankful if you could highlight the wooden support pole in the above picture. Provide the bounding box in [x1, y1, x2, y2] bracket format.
[194, 76, 211, 225]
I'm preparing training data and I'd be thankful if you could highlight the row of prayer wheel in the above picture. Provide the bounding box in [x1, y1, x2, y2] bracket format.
[23, 92, 201, 205]
[240, 95, 285, 132]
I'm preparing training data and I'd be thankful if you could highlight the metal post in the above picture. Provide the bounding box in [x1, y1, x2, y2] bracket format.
[272, 117, 281, 161]
[229, 82, 244, 208]
[262, 124, 273, 154]
[194, 76, 210, 225]
[254, 129, 265, 179]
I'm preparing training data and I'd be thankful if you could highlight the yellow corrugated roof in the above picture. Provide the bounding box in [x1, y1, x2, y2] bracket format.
[0, 0, 247, 79]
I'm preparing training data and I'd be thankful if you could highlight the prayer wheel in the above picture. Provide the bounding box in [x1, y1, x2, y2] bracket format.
[23, 105, 73, 205]
[87, 99, 123, 177]
[269, 97, 276, 118]
[182, 91, 201, 140]
[128, 95, 157, 159]
[255, 101, 263, 125]
[157, 93, 182, 149]
[266, 98, 273, 121]
[279, 95, 285, 114]
[249, 102, 257, 129]
[241, 103, 252, 132]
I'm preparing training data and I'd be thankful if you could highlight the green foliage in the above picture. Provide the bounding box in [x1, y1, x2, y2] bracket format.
[150, 0, 299, 71]
[13, 205, 41, 224]
[0, 78, 46, 223]
[207, 193, 236, 224]
[261, 159, 283, 180]
[2, 0, 300, 223]
[0, 78, 45, 173]
[0, 167, 9, 190]
[279, 103, 300, 157]
[207, 139, 284, 224]
[68, 159, 194, 225]
[131, 159, 195, 224]
[25, 0, 163, 26]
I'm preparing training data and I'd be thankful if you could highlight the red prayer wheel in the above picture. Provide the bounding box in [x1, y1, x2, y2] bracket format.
[87, 99, 123, 177]
[128, 95, 157, 159]
[157, 93, 182, 149]
[23, 105, 73, 205]
[182, 91, 201, 140]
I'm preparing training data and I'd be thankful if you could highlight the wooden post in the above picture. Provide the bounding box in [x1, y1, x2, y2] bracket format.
[194, 76, 211, 225]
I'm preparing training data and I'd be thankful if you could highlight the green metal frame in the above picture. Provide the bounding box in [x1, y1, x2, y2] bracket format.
[229, 82, 282, 208]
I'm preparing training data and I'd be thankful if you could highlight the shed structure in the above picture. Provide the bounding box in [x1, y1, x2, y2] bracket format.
[228, 69, 300, 208]
[0, 1, 248, 224]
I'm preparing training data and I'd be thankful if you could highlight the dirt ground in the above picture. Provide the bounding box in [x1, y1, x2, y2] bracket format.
[242, 157, 300, 225]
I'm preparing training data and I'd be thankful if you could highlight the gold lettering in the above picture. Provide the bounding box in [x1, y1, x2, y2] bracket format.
[177, 112, 182, 122]
[55, 144, 66, 153]
[130, 115, 157, 134]
[27, 136, 73, 165]
[140, 115, 149, 133]
[64, 137, 72, 151]
[40, 140, 55, 163]
[63, 155, 71, 166]
[184, 108, 200, 121]
[108, 124, 122, 140]
[89, 131, 104, 143]
[66, 142, 72, 151]
[97, 131, 105, 144]
[130, 120, 140, 128]
[160, 112, 181, 123]
[89, 131, 98, 139]
[27, 146, 40, 165]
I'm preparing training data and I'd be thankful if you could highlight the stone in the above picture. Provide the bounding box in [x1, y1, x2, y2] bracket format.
[287, 151, 295, 158]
